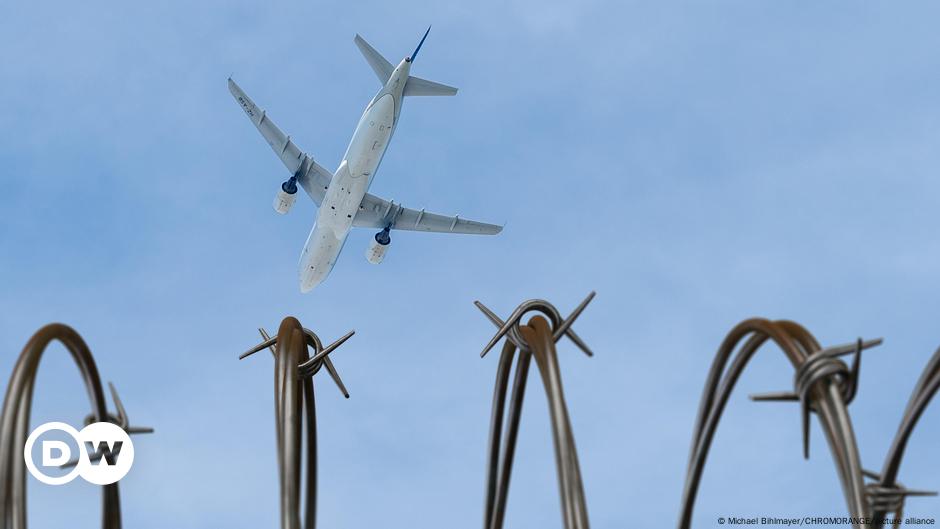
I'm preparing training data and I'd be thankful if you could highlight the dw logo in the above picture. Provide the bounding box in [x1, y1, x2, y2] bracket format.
[23, 421, 135, 486]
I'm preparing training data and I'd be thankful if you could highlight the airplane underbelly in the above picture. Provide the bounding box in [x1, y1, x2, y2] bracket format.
[319, 164, 367, 238]
[298, 221, 348, 292]
[347, 94, 394, 179]
[300, 94, 395, 292]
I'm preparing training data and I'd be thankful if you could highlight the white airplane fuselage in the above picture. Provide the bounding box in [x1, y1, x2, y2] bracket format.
[298, 59, 412, 292]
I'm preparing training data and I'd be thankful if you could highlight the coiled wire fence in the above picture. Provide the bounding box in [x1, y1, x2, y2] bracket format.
[2, 309, 938, 529]
[239, 294, 596, 529]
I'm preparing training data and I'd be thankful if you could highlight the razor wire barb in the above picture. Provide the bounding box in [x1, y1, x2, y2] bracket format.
[0, 323, 152, 529]
[475, 292, 595, 529]
[240, 317, 354, 529]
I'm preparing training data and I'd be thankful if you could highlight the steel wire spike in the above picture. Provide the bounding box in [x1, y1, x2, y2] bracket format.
[60, 382, 153, 469]
[475, 291, 596, 358]
[299, 330, 356, 372]
[748, 337, 882, 459]
[321, 356, 349, 398]
[863, 470, 939, 521]
[240, 334, 278, 360]
[108, 382, 154, 435]
[864, 470, 938, 498]
[298, 330, 354, 398]
[258, 328, 277, 356]
[473, 300, 526, 352]
[242, 325, 354, 398]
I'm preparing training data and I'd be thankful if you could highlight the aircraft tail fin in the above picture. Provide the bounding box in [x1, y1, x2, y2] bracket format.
[354, 34, 394, 84]
[354, 32, 458, 96]
[403, 75, 458, 97]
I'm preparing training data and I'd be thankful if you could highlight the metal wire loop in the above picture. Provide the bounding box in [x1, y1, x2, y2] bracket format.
[0, 323, 151, 529]
[475, 291, 596, 357]
[239, 317, 356, 529]
[751, 337, 881, 459]
[241, 326, 354, 398]
[679, 320, 875, 529]
[477, 297, 596, 529]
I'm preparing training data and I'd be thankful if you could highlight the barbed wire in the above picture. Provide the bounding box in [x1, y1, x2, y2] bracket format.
[240, 317, 354, 529]
[3, 312, 937, 529]
[475, 293, 595, 529]
[677, 319, 876, 529]
[866, 345, 940, 528]
[0, 323, 152, 529]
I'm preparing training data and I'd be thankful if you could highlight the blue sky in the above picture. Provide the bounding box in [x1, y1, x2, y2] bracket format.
[2, 1, 940, 527]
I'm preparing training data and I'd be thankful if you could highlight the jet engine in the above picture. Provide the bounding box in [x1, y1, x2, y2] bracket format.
[273, 177, 298, 214]
[365, 227, 391, 264]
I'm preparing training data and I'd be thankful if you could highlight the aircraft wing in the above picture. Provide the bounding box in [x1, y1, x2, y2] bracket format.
[228, 78, 333, 206]
[353, 193, 503, 235]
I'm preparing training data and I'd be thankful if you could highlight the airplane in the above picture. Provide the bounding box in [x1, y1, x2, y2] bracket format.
[228, 28, 502, 293]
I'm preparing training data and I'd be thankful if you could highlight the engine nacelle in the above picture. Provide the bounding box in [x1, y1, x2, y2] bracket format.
[365, 228, 391, 264]
[273, 179, 298, 214]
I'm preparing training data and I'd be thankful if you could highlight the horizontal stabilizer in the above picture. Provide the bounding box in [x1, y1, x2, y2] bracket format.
[403, 75, 458, 97]
[354, 34, 394, 84]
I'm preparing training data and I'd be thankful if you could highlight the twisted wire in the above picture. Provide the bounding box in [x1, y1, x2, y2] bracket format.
[865, 483, 906, 516]
[678, 319, 875, 529]
[867, 344, 940, 528]
[240, 317, 353, 529]
[789, 340, 864, 459]
[476, 294, 594, 529]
